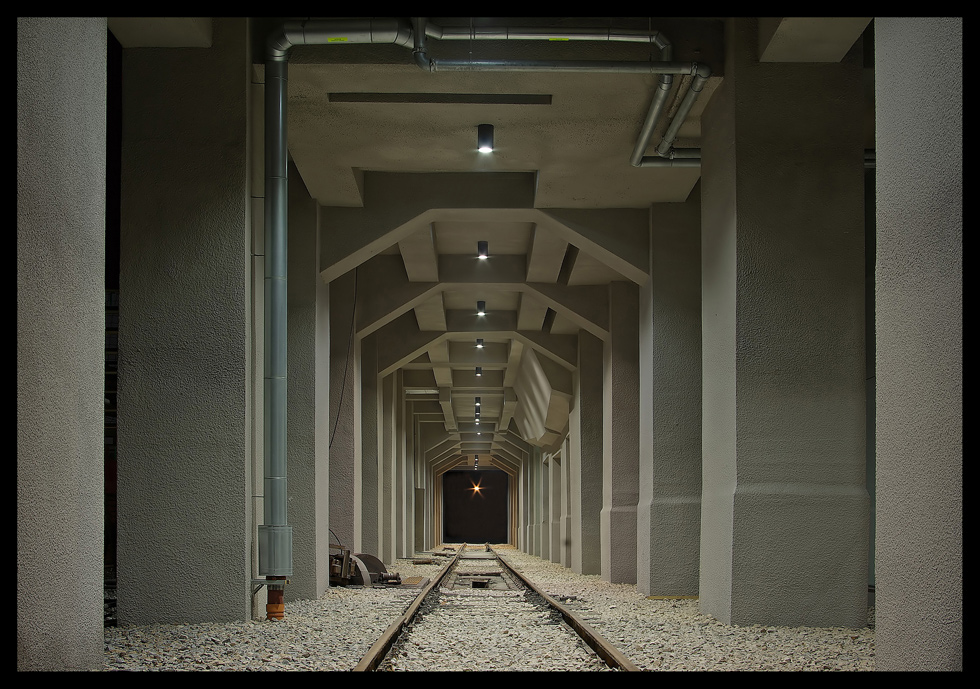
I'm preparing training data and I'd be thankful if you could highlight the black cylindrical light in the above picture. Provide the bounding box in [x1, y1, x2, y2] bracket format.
[478, 124, 494, 152]
[477, 240, 489, 259]
[475, 366, 483, 377]
[477, 300, 486, 316]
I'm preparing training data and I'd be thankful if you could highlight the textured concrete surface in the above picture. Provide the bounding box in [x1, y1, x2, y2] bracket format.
[699, 17, 869, 627]
[17, 16, 107, 671]
[116, 18, 251, 625]
[637, 187, 703, 596]
[874, 17, 962, 672]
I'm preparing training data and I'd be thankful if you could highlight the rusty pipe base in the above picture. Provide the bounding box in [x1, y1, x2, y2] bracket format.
[266, 576, 287, 620]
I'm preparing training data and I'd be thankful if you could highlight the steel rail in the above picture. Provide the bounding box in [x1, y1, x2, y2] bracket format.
[490, 547, 641, 672]
[351, 545, 465, 672]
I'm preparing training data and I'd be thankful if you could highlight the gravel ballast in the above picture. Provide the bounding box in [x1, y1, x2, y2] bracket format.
[102, 548, 874, 671]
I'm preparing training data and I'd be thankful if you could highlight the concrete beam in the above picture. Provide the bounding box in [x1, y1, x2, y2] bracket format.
[759, 17, 872, 63]
[319, 172, 537, 282]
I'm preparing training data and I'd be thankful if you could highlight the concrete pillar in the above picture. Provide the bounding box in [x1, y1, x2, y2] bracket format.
[540, 452, 550, 560]
[550, 453, 562, 563]
[357, 332, 379, 554]
[699, 17, 869, 627]
[116, 17, 252, 625]
[569, 331, 603, 575]
[285, 159, 331, 600]
[399, 393, 412, 558]
[874, 17, 962, 671]
[379, 373, 395, 563]
[559, 437, 572, 567]
[637, 189, 703, 596]
[17, 16, 106, 671]
[601, 282, 640, 584]
[328, 270, 357, 554]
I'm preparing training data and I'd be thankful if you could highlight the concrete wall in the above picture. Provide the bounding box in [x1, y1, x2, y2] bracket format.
[17, 17, 107, 671]
[874, 17, 962, 672]
[116, 17, 252, 624]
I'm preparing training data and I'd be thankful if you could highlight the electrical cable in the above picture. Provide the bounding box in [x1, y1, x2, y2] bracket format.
[329, 267, 357, 451]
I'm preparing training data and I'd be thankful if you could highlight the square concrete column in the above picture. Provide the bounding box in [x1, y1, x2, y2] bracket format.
[539, 452, 550, 560]
[601, 281, 640, 584]
[17, 17, 106, 670]
[379, 372, 395, 564]
[569, 331, 603, 575]
[559, 437, 572, 567]
[116, 18, 252, 625]
[637, 190, 703, 596]
[328, 270, 357, 555]
[550, 452, 562, 563]
[286, 159, 331, 600]
[699, 17, 869, 627]
[356, 332, 379, 555]
[874, 17, 962, 671]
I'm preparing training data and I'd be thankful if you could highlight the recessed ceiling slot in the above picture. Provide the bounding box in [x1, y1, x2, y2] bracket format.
[329, 93, 552, 105]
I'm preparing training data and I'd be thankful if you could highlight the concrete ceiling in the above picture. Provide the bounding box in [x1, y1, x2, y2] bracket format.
[110, 16, 873, 471]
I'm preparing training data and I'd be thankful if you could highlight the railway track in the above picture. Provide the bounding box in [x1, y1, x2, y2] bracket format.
[354, 544, 638, 672]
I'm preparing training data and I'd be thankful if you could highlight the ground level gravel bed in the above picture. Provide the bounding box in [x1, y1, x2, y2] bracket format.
[102, 548, 873, 671]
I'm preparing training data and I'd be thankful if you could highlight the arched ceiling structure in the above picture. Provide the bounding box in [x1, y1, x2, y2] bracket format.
[277, 16, 725, 472]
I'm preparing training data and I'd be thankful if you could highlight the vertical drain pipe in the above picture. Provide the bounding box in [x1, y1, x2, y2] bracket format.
[257, 17, 414, 621]
[258, 30, 295, 621]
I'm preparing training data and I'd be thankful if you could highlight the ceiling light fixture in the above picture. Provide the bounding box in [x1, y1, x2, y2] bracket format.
[475, 396, 481, 406]
[477, 240, 489, 259]
[476, 300, 486, 316]
[476, 338, 484, 348]
[475, 366, 483, 377]
[477, 124, 494, 153]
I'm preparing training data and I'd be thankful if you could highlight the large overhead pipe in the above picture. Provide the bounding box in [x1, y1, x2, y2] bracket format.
[410, 18, 709, 167]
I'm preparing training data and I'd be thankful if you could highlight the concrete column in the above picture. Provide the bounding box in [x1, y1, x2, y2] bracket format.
[601, 282, 640, 584]
[116, 18, 252, 625]
[637, 189, 703, 596]
[874, 17, 962, 671]
[399, 393, 412, 558]
[328, 270, 357, 553]
[699, 17, 869, 627]
[379, 373, 395, 563]
[357, 332, 379, 555]
[550, 453, 562, 563]
[559, 437, 572, 567]
[286, 160, 331, 600]
[540, 452, 550, 560]
[17, 17, 106, 671]
[569, 331, 603, 575]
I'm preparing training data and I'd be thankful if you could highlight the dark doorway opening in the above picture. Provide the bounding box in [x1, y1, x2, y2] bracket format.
[442, 469, 509, 544]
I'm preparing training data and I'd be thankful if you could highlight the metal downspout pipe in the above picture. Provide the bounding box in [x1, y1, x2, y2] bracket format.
[410, 18, 710, 168]
[258, 18, 413, 621]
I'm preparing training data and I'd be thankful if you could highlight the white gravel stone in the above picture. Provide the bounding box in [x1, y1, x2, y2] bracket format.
[100, 549, 874, 671]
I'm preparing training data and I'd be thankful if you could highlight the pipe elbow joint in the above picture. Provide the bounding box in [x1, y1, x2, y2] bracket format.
[694, 62, 712, 81]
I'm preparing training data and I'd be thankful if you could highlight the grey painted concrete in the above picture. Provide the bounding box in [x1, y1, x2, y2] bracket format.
[328, 270, 357, 553]
[285, 160, 330, 600]
[637, 187, 703, 596]
[116, 17, 252, 625]
[17, 16, 107, 671]
[699, 17, 868, 627]
[874, 17, 962, 672]
[570, 332, 603, 575]
[357, 333, 379, 554]
[601, 282, 640, 584]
